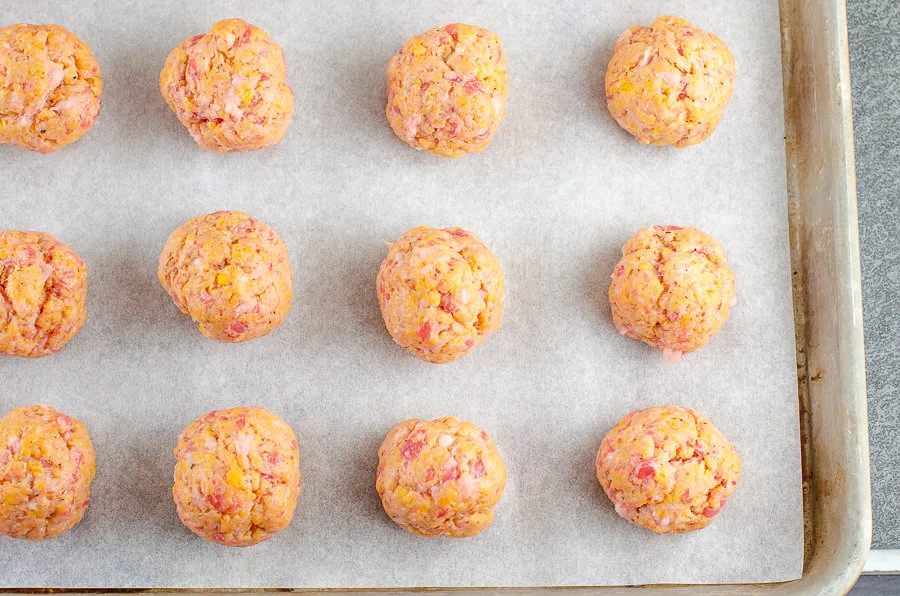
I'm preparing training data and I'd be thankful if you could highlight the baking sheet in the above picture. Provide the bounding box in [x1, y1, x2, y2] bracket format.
[0, 0, 803, 588]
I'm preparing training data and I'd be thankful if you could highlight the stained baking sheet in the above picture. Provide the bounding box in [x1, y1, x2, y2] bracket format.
[0, 0, 802, 588]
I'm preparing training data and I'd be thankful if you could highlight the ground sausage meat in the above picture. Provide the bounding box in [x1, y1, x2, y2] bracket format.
[377, 226, 504, 364]
[0, 405, 95, 540]
[605, 16, 734, 147]
[173, 407, 301, 547]
[608, 225, 735, 363]
[596, 405, 741, 534]
[0, 24, 103, 153]
[376, 416, 507, 537]
[158, 211, 293, 343]
[159, 18, 293, 153]
[386, 23, 507, 157]
[0, 230, 88, 358]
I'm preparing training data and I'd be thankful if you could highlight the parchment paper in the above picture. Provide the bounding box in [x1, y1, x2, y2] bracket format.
[0, 0, 803, 588]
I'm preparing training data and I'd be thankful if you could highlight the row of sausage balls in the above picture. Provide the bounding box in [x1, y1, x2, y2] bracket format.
[0, 212, 736, 364]
[0, 403, 741, 545]
[0, 16, 735, 154]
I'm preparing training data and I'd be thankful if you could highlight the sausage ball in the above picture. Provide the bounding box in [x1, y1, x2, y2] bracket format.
[0, 405, 96, 540]
[386, 23, 508, 157]
[158, 211, 293, 343]
[376, 416, 507, 537]
[596, 405, 741, 534]
[160, 19, 294, 152]
[173, 407, 302, 547]
[377, 226, 504, 364]
[0, 230, 88, 358]
[0, 24, 103, 153]
[608, 225, 735, 363]
[606, 16, 735, 147]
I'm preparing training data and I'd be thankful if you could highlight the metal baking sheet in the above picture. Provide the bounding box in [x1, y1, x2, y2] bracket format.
[0, 0, 808, 589]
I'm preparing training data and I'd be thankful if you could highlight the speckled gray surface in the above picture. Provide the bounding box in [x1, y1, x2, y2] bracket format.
[849, 575, 900, 595]
[848, 0, 900, 550]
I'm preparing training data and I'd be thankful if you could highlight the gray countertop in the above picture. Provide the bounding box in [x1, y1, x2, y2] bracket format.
[848, 0, 900, 550]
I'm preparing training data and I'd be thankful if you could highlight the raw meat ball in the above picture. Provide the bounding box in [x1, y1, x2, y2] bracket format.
[159, 18, 294, 152]
[173, 407, 301, 547]
[158, 211, 293, 343]
[608, 225, 735, 363]
[376, 416, 507, 537]
[0, 405, 95, 540]
[0, 24, 103, 153]
[377, 226, 504, 363]
[0, 231, 88, 358]
[596, 405, 741, 534]
[605, 16, 734, 147]
[386, 23, 508, 157]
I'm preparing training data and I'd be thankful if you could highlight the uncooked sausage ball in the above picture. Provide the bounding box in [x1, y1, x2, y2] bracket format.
[376, 417, 507, 537]
[160, 19, 294, 152]
[172, 407, 302, 547]
[0, 231, 88, 358]
[606, 16, 734, 147]
[377, 226, 505, 363]
[0, 405, 96, 540]
[158, 211, 293, 343]
[0, 24, 103, 153]
[608, 225, 735, 363]
[596, 405, 741, 534]
[386, 23, 508, 157]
